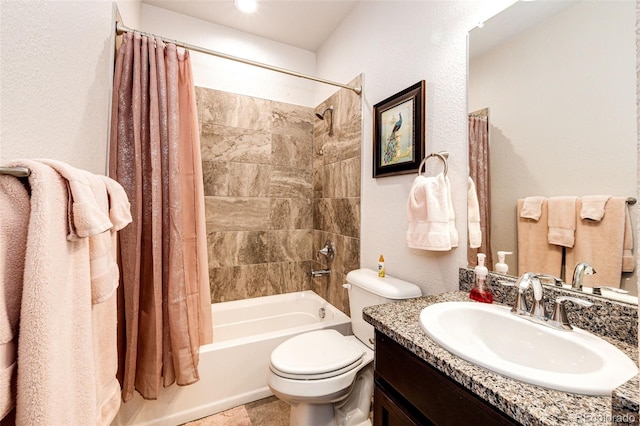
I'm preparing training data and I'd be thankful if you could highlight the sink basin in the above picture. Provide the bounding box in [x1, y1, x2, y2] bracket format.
[419, 301, 638, 395]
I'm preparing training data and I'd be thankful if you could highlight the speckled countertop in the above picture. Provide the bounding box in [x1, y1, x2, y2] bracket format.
[363, 291, 639, 426]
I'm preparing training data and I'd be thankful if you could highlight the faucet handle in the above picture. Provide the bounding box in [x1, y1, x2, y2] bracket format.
[592, 286, 629, 296]
[535, 274, 563, 287]
[551, 296, 594, 330]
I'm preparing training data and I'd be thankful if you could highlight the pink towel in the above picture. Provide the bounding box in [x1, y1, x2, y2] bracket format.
[580, 195, 611, 221]
[566, 197, 627, 289]
[517, 199, 563, 277]
[4, 159, 130, 425]
[520, 196, 545, 221]
[407, 174, 453, 251]
[547, 196, 577, 248]
[622, 206, 634, 272]
[467, 177, 481, 249]
[0, 175, 30, 420]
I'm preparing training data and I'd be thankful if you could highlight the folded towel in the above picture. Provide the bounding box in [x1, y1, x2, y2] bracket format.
[406, 173, 452, 251]
[520, 196, 545, 221]
[622, 205, 634, 272]
[99, 175, 132, 231]
[566, 197, 627, 288]
[467, 177, 481, 249]
[517, 199, 563, 277]
[580, 195, 611, 221]
[37, 159, 113, 240]
[547, 196, 577, 248]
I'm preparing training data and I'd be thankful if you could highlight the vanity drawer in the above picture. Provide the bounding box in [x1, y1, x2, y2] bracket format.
[374, 331, 520, 426]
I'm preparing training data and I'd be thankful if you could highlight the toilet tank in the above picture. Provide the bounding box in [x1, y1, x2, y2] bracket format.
[344, 269, 422, 349]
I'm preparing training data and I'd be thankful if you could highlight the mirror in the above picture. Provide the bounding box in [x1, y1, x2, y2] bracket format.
[468, 0, 638, 302]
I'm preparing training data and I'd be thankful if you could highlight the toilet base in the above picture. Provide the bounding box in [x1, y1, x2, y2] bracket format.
[286, 364, 373, 426]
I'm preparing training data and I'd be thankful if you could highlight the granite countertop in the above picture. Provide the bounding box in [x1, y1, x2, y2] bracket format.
[363, 291, 639, 426]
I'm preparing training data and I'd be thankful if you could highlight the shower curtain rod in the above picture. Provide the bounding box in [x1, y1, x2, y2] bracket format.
[116, 22, 362, 95]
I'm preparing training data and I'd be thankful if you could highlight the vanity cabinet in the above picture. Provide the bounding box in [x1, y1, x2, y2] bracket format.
[373, 331, 521, 426]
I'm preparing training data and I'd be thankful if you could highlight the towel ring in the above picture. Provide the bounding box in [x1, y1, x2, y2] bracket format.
[418, 151, 449, 177]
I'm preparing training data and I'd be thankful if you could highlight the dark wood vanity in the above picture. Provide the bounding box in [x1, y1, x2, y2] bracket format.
[373, 330, 521, 426]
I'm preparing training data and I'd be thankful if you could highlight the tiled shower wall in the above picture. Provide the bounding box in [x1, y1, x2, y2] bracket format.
[312, 75, 363, 314]
[196, 74, 361, 314]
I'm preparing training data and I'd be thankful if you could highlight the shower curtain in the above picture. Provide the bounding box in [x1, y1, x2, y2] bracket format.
[468, 113, 492, 268]
[109, 32, 212, 402]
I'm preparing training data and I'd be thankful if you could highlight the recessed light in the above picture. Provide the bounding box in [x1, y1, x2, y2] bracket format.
[235, 0, 258, 14]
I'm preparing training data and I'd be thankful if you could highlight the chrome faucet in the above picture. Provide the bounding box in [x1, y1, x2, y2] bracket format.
[572, 262, 596, 290]
[311, 269, 331, 278]
[502, 272, 595, 331]
[513, 272, 544, 319]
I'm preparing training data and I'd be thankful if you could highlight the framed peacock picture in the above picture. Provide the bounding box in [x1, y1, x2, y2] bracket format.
[373, 80, 425, 177]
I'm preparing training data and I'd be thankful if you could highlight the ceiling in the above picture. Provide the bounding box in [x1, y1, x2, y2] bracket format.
[142, 0, 359, 52]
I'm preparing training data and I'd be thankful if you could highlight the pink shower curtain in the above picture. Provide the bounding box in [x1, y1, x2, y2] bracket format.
[109, 32, 212, 402]
[468, 114, 492, 268]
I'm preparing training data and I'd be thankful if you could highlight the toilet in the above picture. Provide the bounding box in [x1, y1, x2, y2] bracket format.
[267, 268, 422, 426]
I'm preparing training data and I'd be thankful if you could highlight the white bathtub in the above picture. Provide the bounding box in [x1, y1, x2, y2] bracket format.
[112, 291, 351, 426]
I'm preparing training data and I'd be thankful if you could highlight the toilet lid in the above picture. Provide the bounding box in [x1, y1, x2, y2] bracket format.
[270, 329, 364, 379]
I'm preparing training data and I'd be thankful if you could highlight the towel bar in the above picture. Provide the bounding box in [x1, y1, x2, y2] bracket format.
[418, 151, 448, 177]
[0, 166, 31, 177]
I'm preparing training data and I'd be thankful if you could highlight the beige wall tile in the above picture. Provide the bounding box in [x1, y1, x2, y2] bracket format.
[205, 196, 271, 231]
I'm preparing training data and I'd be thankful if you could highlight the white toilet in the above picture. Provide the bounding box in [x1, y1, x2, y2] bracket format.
[267, 268, 422, 426]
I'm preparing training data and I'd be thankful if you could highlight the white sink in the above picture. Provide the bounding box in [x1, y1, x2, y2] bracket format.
[419, 301, 638, 396]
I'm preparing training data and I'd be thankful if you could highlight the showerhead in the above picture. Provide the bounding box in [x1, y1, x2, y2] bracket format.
[315, 106, 333, 120]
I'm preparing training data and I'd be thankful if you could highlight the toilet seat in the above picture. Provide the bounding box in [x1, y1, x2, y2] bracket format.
[270, 329, 364, 380]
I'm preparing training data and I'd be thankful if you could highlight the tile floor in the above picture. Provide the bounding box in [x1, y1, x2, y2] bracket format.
[183, 397, 290, 426]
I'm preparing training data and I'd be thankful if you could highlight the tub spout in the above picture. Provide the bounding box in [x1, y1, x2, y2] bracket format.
[311, 269, 331, 278]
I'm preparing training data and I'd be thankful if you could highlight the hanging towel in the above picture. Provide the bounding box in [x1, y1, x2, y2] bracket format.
[520, 196, 545, 221]
[467, 177, 482, 249]
[407, 173, 453, 251]
[547, 196, 577, 248]
[0, 175, 30, 421]
[566, 197, 627, 289]
[445, 175, 459, 248]
[517, 199, 563, 277]
[622, 206, 634, 272]
[580, 195, 611, 221]
[4, 159, 129, 425]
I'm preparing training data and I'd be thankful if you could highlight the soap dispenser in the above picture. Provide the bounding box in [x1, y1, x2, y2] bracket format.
[470, 253, 493, 303]
[495, 251, 513, 275]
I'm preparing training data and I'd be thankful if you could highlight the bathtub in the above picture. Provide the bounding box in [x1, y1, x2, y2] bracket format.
[112, 290, 351, 426]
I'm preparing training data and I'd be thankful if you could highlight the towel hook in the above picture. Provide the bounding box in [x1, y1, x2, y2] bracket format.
[418, 151, 449, 177]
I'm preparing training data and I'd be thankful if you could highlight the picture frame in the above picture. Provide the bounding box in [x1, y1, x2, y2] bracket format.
[373, 80, 426, 178]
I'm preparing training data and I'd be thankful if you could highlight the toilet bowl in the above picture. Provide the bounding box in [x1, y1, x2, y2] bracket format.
[268, 330, 374, 426]
[267, 269, 422, 426]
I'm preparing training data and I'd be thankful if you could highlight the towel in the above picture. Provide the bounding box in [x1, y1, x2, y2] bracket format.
[566, 197, 627, 288]
[37, 158, 113, 240]
[407, 173, 453, 251]
[547, 196, 577, 248]
[580, 195, 611, 221]
[3, 159, 129, 425]
[467, 177, 481, 249]
[445, 175, 459, 248]
[622, 206, 634, 272]
[520, 196, 545, 221]
[517, 199, 563, 277]
[0, 175, 30, 420]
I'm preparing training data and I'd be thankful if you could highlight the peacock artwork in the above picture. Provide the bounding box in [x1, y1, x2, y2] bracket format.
[380, 98, 414, 167]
